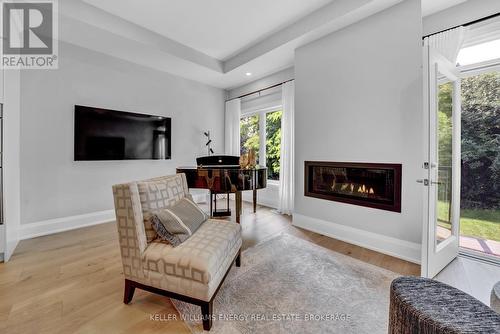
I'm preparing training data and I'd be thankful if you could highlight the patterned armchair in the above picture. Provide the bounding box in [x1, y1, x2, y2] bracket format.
[112, 174, 242, 331]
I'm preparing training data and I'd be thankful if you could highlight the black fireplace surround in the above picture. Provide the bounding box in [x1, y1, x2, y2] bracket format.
[304, 161, 402, 212]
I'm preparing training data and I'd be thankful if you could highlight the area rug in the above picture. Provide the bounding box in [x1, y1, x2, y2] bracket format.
[172, 233, 400, 333]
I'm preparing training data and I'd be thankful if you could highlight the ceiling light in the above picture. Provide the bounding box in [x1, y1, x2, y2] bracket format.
[245, 72, 252, 76]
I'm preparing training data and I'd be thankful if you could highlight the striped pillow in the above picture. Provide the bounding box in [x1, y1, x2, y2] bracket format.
[150, 197, 209, 246]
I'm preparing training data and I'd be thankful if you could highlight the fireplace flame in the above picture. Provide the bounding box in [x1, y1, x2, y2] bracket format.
[334, 182, 375, 195]
[356, 184, 375, 194]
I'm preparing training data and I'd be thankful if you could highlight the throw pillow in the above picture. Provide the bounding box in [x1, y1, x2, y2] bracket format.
[150, 197, 209, 246]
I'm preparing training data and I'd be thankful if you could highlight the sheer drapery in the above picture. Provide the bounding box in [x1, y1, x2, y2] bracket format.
[224, 99, 241, 156]
[278, 81, 295, 215]
[428, 26, 467, 64]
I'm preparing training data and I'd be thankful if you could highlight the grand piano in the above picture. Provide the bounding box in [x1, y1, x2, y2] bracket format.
[177, 155, 267, 223]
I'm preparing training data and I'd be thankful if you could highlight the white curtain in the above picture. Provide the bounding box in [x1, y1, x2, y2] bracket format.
[278, 81, 295, 215]
[428, 26, 468, 64]
[225, 99, 241, 156]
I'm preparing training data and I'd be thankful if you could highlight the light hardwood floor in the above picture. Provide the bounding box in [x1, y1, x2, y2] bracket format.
[0, 201, 424, 334]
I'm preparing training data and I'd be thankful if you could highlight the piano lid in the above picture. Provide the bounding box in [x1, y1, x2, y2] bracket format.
[196, 155, 240, 167]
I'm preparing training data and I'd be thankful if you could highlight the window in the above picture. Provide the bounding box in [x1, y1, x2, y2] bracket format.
[458, 69, 500, 256]
[265, 110, 282, 180]
[240, 109, 282, 181]
[457, 38, 500, 66]
[240, 114, 260, 163]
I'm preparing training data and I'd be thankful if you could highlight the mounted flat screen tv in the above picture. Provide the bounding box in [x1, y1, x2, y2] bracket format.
[74, 105, 171, 161]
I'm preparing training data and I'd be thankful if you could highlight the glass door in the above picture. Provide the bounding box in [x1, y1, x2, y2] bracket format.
[459, 69, 500, 260]
[421, 44, 462, 278]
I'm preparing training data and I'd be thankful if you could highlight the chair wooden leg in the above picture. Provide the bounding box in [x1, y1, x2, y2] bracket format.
[201, 300, 213, 331]
[235, 250, 241, 267]
[253, 189, 257, 213]
[123, 279, 136, 304]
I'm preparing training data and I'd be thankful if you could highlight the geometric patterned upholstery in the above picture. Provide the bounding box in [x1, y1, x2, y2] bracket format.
[143, 219, 241, 284]
[112, 174, 242, 302]
[137, 175, 190, 243]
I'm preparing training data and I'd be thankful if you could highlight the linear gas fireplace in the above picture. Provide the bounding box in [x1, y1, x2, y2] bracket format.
[305, 161, 402, 212]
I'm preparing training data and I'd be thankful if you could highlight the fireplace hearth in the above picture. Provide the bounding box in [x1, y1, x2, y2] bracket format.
[304, 161, 402, 212]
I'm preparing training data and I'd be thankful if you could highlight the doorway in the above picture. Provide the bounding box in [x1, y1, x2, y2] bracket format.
[421, 44, 461, 278]
[456, 41, 500, 261]
[422, 18, 500, 277]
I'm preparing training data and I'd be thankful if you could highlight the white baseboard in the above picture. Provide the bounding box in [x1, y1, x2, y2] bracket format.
[19, 210, 115, 240]
[5, 239, 19, 261]
[1, 224, 19, 262]
[292, 213, 421, 264]
[0, 225, 5, 253]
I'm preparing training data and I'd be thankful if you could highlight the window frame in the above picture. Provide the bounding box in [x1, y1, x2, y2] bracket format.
[458, 57, 500, 78]
[240, 105, 282, 183]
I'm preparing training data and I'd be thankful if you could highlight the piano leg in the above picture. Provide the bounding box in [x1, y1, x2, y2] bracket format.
[253, 189, 257, 213]
[235, 191, 242, 224]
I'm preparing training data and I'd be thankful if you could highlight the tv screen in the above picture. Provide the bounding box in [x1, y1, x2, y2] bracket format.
[74, 105, 171, 161]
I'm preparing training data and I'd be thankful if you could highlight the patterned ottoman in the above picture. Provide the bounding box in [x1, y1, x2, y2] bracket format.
[389, 276, 500, 334]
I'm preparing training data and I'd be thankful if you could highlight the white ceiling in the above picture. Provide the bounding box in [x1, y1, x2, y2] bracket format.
[421, 0, 467, 17]
[63, 0, 471, 89]
[82, 0, 334, 60]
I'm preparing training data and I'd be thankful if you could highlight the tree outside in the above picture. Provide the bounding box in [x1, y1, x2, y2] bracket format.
[240, 114, 260, 163]
[437, 71, 500, 242]
[240, 110, 282, 180]
[461, 72, 499, 210]
[266, 111, 282, 180]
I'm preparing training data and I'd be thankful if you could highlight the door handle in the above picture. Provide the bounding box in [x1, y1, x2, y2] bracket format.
[416, 179, 429, 186]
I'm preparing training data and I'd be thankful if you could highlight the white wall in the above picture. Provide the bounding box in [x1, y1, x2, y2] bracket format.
[3, 69, 21, 259]
[242, 185, 279, 209]
[293, 0, 423, 263]
[227, 67, 294, 100]
[0, 60, 4, 259]
[19, 42, 225, 230]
